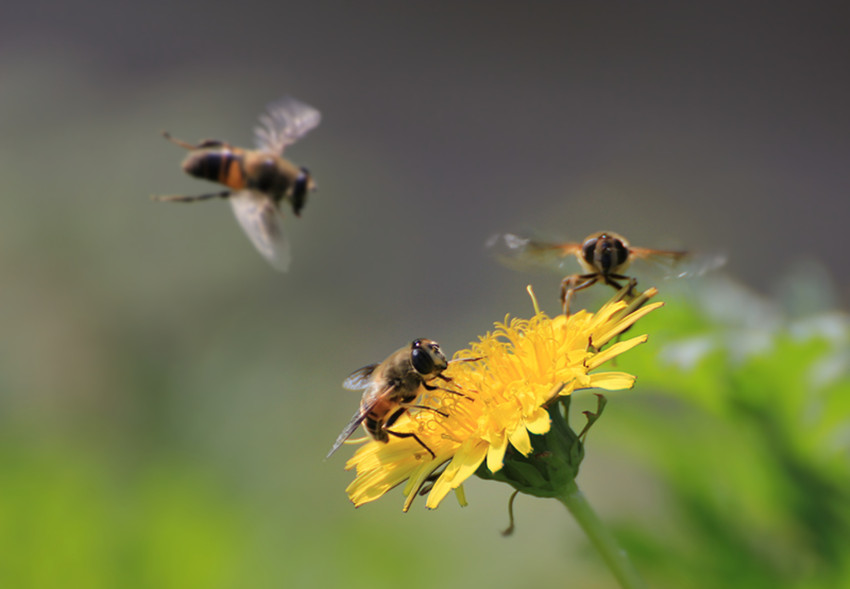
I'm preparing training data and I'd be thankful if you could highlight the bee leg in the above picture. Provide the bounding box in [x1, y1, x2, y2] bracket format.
[424, 379, 473, 399]
[602, 276, 625, 297]
[417, 464, 450, 496]
[152, 190, 231, 203]
[195, 139, 228, 149]
[605, 277, 644, 349]
[560, 274, 599, 315]
[385, 430, 436, 459]
[447, 356, 484, 365]
[383, 403, 448, 459]
[607, 275, 641, 300]
[400, 404, 449, 418]
[161, 131, 200, 150]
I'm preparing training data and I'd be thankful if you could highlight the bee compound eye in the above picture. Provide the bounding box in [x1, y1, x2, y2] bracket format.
[411, 347, 436, 376]
[582, 238, 598, 266]
[614, 238, 629, 266]
[292, 167, 310, 216]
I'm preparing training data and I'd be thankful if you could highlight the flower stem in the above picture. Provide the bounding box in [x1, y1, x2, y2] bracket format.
[557, 481, 647, 589]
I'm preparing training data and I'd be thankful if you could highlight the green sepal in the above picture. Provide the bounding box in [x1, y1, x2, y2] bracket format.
[475, 395, 607, 498]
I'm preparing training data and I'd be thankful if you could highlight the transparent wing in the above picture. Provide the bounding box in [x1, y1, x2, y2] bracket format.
[629, 247, 726, 280]
[253, 96, 321, 155]
[487, 232, 582, 273]
[326, 394, 384, 459]
[326, 407, 370, 459]
[342, 364, 378, 391]
[229, 190, 291, 271]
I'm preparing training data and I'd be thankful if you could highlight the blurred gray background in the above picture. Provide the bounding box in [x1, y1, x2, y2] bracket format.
[0, 2, 848, 587]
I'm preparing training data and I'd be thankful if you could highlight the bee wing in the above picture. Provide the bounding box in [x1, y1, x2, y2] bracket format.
[229, 190, 291, 271]
[629, 247, 726, 279]
[326, 395, 384, 459]
[342, 364, 379, 391]
[487, 233, 582, 273]
[253, 96, 321, 155]
[627, 246, 688, 267]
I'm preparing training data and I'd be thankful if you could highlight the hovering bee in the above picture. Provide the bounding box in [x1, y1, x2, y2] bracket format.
[154, 96, 321, 271]
[327, 338, 469, 460]
[491, 231, 716, 314]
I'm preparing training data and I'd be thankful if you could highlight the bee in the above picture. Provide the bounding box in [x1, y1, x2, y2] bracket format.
[492, 230, 713, 314]
[154, 96, 321, 271]
[327, 339, 462, 460]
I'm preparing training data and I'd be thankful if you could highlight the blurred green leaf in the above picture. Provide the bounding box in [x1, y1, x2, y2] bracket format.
[608, 276, 850, 589]
[0, 440, 247, 589]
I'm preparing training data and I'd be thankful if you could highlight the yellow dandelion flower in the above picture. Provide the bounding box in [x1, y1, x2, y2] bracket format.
[344, 286, 662, 511]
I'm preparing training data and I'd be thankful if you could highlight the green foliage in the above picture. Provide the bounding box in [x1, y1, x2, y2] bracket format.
[609, 277, 850, 589]
[0, 440, 248, 589]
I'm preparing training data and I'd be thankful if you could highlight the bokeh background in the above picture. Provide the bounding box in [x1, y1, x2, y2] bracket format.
[1, 2, 849, 587]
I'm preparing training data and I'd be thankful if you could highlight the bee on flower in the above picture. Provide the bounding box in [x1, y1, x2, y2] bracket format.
[490, 230, 721, 314]
[327, 338, 479, 461]
[340, 285, 662, 511]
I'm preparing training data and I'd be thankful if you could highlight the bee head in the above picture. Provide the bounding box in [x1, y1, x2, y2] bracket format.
[291, 166, 315, 217]
[181, 151, 221, 181]
[583, 233, 629, 274]
[410, 339, 448, 378]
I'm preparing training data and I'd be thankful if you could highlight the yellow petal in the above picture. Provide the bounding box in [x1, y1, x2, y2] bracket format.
[526, 407, 551, 435]
[587, 371, 637, 390]
[402, 461, 445, 512]
[508, 426, 532, 456]
[454, 484, 468, 508]
[585, 335, 648, 370]
[486, 434, 509, 473]
[427, 443, 488, 508]
[595, 302, 663, 345]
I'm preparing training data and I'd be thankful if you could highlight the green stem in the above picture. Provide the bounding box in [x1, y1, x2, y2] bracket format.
[557, 481, 647, 589]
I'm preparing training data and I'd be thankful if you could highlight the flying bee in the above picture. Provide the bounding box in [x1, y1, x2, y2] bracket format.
[154, 96, 321, 271]
[327, 339, 472, 460]
[491, 231, 721, 314]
